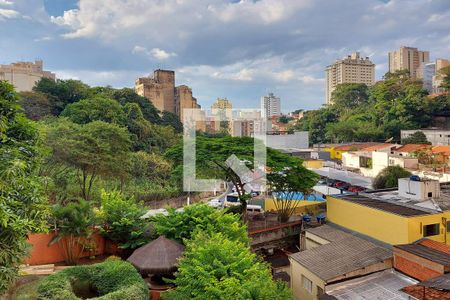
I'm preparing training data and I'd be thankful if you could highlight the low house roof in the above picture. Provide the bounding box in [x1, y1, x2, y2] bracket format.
[432, 146, 450, 155]
[395, 144, 431, 153]
[402, 273, 450, 300]
[363, 143, 397, 152]
[394, 241, 450, 266]
[333, 143, 379, 151]
[306, 224, 353, 243]
[290, 235, 392, 282]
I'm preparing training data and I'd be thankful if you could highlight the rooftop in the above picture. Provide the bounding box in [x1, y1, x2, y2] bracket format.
[402, 273, 450, 300]
[306, 224, 354, 243]
[290, 232, 391, 282]
[322, 269, 417, 300]
[394, 240, 450, 266]
[336, 194, 432, 217]
[334, 143, 379, 151]
[394, 144, 431, 153]
[363, 143, 397, 152]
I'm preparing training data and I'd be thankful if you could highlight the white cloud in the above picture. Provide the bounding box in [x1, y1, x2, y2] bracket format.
[0, 8, 19, 19]
[132, 46, 177, 60]
[0, 0, 13, 6]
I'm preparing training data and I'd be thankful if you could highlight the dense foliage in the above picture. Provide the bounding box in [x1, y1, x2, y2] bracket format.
[0, 81, 50, 294]
[373, 166, 412, 189]
[37, 259, 148, 300]
[98, 190, 150, 249]
[152, 203, 248, 244]
[163, 231, 292, 300]
[50, 200, 96, 264]
[165, 136, 318, 211]
[296, 70, 450, 144]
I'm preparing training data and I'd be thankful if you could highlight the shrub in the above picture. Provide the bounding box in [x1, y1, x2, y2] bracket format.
[37, 260, 148, 300]
[373, 166, 412, 189]
[97, 190, 150, 249]
[152, 203, 248, 245]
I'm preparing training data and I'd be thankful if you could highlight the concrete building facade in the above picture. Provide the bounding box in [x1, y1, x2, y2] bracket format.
[417, 62, 436, 92]
[135, 69, 200, 122]
[388, 46, 430, 78]
[433, 58, 450, 94]
[325, 52, 375, 104]
[261, 92, 281, 118]
[0, 60, 55, 92]
[401, 129, 450, 146]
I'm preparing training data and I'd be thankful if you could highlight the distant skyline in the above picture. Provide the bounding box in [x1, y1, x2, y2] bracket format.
[1, 0, 449, 112]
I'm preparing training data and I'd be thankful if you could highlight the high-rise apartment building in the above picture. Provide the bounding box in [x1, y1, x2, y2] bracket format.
[417, 62, 436, 92]
[433, 59, 450, 94]
[0, 60, 55, 92]
[211, 97, 232, 110]
[261, 93, 281, 118]
[325, 52, 375, 104]
[388, 46, 430, 78]
[135, 69, 200, 122]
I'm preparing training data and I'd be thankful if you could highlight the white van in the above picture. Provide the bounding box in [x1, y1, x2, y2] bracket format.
[246, 204, 264, 215]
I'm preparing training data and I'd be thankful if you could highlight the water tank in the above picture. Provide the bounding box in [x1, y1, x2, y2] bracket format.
[410, 175, 421, 182]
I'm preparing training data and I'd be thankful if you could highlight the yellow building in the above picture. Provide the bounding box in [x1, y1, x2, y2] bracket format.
[324, 143, 379, 160]
[290, 225, 392, 300]
[302, 159, 325, 169]
[264, 198, 323, 216]
[327, 193, 450, 245]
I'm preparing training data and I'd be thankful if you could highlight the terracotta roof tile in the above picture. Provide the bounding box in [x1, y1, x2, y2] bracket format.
[395, 144, 431, 153]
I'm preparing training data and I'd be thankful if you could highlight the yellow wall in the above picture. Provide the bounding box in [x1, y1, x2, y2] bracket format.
[303, 160, 325, 169]
[265, 199, 323, 215]
[324, 147, 348, 160]
[290, 258, 325, 300]
[327, 196, 450, 245]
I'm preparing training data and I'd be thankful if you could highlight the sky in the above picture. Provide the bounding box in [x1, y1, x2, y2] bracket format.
[1, 0, 449, 112]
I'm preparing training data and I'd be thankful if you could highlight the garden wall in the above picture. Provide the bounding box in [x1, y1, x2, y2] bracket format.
[25, 232, 107, 265]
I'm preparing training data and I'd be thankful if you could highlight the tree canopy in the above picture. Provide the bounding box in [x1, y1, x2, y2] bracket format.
[0, 81, 50, 293]
[295, 70, 450, 144]
[163, 231, 292, 300]
[373, 166, 412, 189]
[401, 131, 431, 145]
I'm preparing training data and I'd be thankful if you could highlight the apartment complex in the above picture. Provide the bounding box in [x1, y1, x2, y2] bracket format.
[211, 97, 232, 110]
[0, 60, 55, 92]
[433, 58, 450, 94]
[135, 69, 201, 122]
[388, 46, 430, 78]
[325, 52, 375, 104]
[261, 93, 281, 118]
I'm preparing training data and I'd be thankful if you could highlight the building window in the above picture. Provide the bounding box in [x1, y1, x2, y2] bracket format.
[423, 224, 440, 237]
[302, 275, 312, 294]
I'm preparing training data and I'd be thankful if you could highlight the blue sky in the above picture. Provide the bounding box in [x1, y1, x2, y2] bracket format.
[1, 0, 449, 112]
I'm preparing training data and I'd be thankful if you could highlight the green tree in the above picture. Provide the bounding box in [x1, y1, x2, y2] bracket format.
[267, 166, 319, 222]
[0, 81, 50, 293]
[33, 78, 90, 114]
[373, 166, 412, 189]
[161, 111, 183, 133]
[330, 83, 369, 115]
[401, 131, 431, 145]
[112, 88, 161, 124]
[61, 96, 126, 125]
[129, 151, 172, 182]
[44, 119, 131, 201]
[18, 91, 53, 120]
[98, 190, 150, 250]
[152, 203, 248, 244]
[163, 231, 292, 300]
[49, 200, 95, 265]
[165, 136, 311, 212]
[439, 66, 450, 91]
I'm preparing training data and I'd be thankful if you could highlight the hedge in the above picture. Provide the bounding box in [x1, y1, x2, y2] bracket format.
[37, 259, 148, 300]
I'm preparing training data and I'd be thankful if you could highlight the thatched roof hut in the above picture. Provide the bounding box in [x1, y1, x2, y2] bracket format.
[127, 236, 184, 275]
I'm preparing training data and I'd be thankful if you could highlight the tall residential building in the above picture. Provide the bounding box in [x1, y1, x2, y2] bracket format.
[261, 93, 281, 118]
[211, 97, 232, 110]
[0, 60, 55, 92]
[433, 58, 450, 94]
[388, 46, 430, 78]
[417, 62, 436, 92]
[325, 52, 375, 105]
[135, 69, 200, 122]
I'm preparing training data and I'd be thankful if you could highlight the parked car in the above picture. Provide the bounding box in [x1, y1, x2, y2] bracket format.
[334, 181, 349, 189]
[246, 205, 264, 216]
[348, 186, 365, 193]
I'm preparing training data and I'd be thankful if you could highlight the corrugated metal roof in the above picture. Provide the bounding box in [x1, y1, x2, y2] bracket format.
[339, 194, 430, 216]
[395, 244, 450, 266]
[290, 236, 392, 282]
[306, 224, 354, 243]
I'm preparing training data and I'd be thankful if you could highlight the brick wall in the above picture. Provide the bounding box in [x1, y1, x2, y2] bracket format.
[394, 254, 441, 281]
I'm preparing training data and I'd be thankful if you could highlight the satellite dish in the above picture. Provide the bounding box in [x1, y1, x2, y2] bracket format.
[385, 137, 393, 143]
